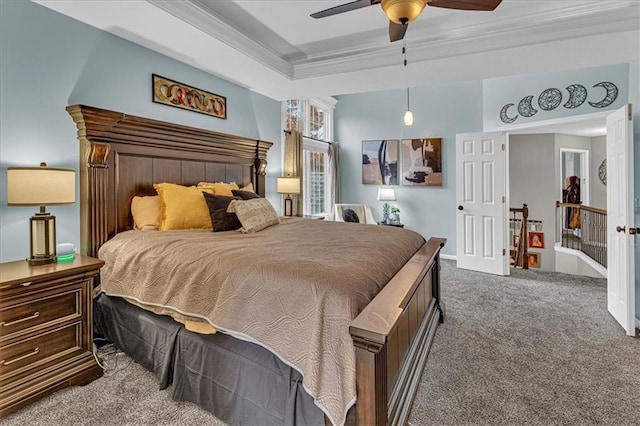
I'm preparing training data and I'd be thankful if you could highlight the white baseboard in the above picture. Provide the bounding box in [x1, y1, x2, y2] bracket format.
[440, 254, 457, 261]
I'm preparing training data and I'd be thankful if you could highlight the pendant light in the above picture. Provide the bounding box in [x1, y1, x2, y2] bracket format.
[404, 87, 413, 126]
[402, 38, 413, 126]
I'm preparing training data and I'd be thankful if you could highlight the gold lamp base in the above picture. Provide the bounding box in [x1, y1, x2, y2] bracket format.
[28, 210, 57, 266]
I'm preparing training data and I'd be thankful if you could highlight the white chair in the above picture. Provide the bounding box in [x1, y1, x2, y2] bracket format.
[328, 204, 378, 225]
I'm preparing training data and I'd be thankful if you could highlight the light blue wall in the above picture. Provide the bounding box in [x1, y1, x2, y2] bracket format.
[0, 0, 281, 262]
[334, 81, 484, 255]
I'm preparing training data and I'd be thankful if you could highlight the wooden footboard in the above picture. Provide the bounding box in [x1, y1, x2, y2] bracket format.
[350, 237, 446, 426]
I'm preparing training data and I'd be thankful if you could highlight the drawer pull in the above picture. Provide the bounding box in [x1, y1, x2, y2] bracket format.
[1, 347, 40, 366]
[0, 281, 33, 290]
[0, 311, 40, 327]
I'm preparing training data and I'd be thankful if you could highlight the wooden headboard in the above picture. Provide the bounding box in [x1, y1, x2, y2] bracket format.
[67, 105, 273, 257]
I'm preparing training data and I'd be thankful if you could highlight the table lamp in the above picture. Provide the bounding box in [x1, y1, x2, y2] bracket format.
[7, 162, 76, 265]
[377, 187, 396, 224]
[276, 176, 300, 217]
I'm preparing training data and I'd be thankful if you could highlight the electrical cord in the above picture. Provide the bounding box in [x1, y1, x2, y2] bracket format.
[92, 341, 133, 377]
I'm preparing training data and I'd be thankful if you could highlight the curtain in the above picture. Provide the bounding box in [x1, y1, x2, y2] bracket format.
[328, 142, 340, 207]
[284, 130, 303, 216]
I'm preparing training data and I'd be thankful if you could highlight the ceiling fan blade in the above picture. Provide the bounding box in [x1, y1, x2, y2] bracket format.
[389, 21, 408, 42]
[427, 0, 502, 11]
[311, 0, 381, 19]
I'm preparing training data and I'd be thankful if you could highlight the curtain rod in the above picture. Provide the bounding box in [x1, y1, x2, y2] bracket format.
[283, 130, 333, 145]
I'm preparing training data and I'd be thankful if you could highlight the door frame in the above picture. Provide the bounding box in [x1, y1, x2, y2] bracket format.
[492, 108, 636, 335]
[559, 148, 590, 208]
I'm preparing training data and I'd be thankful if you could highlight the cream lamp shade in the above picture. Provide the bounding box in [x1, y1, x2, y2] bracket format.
[8, 165, 75, 205]
[276, 177, 301, 195]
[276, 176, 300, 217]
[377, 187, 397, 202]
[7, 162, 76, 265]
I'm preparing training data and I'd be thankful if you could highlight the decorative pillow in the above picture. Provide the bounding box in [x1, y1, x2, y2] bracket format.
[227, 198, 280, 233]
[202, 192, 242, 232]
[153, 183, 213, 230]
[342, 208, 360, 223]
[197, 182, 239, 197]
[131, 195, 162, 230]
[231, 189, 261, 200]
[240, 182, 255, 193]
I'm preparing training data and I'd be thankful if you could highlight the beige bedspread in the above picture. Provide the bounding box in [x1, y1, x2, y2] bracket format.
[98, 218, 425, 426]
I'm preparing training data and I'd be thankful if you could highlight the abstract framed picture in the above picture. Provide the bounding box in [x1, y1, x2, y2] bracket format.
[527, 252, 541, 268]
[528, 231, 545, 249]
[401, 138, 442, 186]
[362, 139, 399, 185]
[152, 74, 226, 119]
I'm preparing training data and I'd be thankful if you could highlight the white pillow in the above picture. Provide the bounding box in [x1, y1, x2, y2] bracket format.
[227, 198, 280, 233]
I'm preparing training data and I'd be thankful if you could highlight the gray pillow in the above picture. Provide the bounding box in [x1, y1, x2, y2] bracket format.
[342, 209, 360, 223]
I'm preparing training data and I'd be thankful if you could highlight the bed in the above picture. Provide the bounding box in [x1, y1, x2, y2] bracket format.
[67, 104, 446, 426]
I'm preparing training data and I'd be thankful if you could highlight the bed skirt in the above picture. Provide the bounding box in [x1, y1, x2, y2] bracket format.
[94, 294, 325, 425]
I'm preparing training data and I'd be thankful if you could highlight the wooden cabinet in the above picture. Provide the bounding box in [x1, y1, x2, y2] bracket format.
[0, 255, 104, 417]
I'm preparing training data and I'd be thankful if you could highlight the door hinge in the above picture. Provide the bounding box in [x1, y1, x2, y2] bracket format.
[501, 144, 505, 151]
[502, 196, 506, 203]
[503, 249, 506, 256]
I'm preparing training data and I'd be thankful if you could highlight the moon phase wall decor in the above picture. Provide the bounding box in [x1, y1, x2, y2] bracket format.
[598, 159, 606, 186]
[588, 82, 618, 108]
[499, 81, 619, 124]
[518, 96, 538, 117]
[564, 84, 588, 109]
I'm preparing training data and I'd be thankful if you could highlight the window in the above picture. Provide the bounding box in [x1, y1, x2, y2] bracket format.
[303, 138, 329, 216]
[284, 98, 336, 217]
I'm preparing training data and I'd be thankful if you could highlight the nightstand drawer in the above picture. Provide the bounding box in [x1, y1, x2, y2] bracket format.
[0, 285, 84, 338]
[0, 323, 83, 382]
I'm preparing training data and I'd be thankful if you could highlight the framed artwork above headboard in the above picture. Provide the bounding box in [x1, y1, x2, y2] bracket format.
[66, 104, 273, 257]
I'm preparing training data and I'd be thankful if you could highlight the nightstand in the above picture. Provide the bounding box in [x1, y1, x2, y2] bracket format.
[378, 222, 405, 228]
[0, 255, 104, 417]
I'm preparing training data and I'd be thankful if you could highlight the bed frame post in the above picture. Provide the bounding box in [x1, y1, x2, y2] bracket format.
[353, 339, 387, 425]
[254, 141, 267, 197]
[350, 237, 446, 426]
[67, 105, 116, 257]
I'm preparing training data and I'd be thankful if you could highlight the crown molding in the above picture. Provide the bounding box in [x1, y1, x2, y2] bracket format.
[146, 0, 294, 78]
[293, 3, 640, 79]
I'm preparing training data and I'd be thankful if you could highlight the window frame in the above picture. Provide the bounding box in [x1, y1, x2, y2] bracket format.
[283, 97, 336, 217]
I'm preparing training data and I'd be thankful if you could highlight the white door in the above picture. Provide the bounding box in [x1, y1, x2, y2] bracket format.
[456, 132, 509, 275]
[606, 104, 636, 336]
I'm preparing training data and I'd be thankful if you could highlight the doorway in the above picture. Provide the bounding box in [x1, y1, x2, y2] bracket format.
[560, 148, 589, 208]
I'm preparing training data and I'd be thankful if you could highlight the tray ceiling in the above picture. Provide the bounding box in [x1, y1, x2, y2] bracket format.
[35, 0, 640, 100]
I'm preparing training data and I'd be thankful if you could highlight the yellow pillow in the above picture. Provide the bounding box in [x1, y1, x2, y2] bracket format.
[131, 195, 161, 230]
[197, 182, 239, 197]
[154, 183, 213, 230]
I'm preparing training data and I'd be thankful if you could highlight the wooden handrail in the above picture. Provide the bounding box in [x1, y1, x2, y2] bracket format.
[555, 201, 606, 215]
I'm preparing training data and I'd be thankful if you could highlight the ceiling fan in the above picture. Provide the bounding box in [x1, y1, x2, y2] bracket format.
[311, 0, 502, 42]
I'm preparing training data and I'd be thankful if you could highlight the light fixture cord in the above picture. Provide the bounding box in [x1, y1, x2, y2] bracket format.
[403, 37, 407, 67]
[404, 38, 409, 109]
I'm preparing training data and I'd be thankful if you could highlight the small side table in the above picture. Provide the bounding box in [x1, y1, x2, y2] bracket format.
[378, 222, 405, 228]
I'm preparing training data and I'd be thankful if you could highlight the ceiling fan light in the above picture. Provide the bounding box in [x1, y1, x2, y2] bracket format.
[404, 109, 414, 126]
[382, 0, 428, 24]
